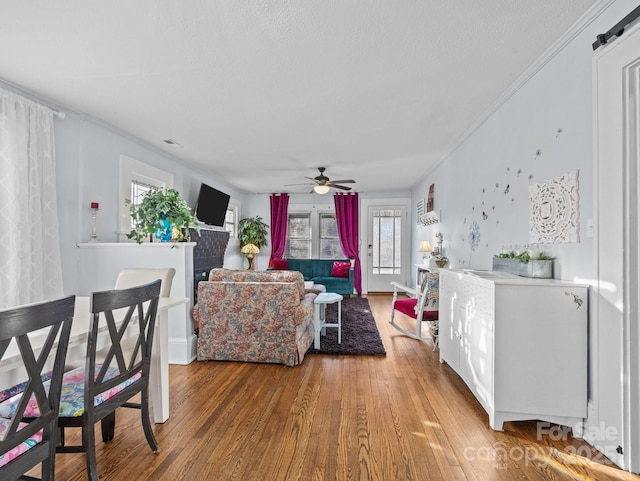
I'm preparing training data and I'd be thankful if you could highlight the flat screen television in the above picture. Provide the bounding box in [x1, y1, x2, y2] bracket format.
[195, 183, 230, 227]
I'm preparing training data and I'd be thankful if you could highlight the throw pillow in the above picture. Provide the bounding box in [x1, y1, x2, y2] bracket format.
[331, 261, 351, 278]
[271, 258, 288, 270]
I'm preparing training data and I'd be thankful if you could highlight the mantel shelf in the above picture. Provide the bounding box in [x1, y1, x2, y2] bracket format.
[77, 242, 196, 248]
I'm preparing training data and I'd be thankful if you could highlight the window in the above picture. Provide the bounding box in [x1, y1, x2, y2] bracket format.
[372, 209, 401, 274]
[285, 213, 311, 258]
[129, 180, 157, 228]
[118, 155, 173, 240]
[319, 212, 341, 258]
[224, 202, 239, 237]
[284, 208, 344, 259]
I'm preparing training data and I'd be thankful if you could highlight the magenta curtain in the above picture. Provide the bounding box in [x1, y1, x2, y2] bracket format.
[269, 193, 289, 268]
[334, 192, 361, 294]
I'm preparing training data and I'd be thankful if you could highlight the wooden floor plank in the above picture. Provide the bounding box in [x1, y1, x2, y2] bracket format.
[41, 294, 639, 481]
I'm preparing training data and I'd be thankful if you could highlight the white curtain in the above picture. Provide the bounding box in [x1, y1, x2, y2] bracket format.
[0, 88, 63, 308]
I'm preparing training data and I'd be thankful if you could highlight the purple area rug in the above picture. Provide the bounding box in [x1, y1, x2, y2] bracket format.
[307, 297, 386, 357]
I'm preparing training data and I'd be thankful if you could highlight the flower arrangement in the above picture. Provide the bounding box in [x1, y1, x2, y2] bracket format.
[434, 232, 448, 267]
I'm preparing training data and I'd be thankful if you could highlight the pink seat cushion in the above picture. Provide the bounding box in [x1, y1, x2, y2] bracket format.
[0, 366, 142, 419]
[58, 366, 142, 417]
[0, 372, 52, 403]
[394, 298, 438, 321]
[0, 418, 43, 468]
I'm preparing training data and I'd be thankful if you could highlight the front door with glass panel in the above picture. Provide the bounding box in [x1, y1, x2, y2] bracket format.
[367, 205, 407, 292]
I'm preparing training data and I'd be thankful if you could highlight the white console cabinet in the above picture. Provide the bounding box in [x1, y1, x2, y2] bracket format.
[438, 268, 588, 431]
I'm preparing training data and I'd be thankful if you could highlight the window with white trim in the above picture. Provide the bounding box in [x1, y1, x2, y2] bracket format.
[319, 212, 342, 258]
[284, 206, 344, 259]
[225, 201, 239, 237]
[285, 213, 311, 258]
[118, 155, 173, 240]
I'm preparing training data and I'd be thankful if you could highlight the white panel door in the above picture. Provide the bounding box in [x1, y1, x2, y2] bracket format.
[366, 205, 407, 292]
[593, 21, 640, 472]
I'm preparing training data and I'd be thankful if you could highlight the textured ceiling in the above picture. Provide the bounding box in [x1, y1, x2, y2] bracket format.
[0, 1, 596, 194]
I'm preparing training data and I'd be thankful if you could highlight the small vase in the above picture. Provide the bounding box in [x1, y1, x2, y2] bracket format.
[155, 218, 172, 242]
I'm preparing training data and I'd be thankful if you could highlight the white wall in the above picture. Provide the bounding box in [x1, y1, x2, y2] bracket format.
[412, 14, 598, 276]
[51, 109, 411, 284]
[50, 112, 251, 294]
[412, 0, 638, 279]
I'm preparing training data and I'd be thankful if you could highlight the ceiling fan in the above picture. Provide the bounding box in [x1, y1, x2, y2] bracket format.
[290, 167, 356, 194]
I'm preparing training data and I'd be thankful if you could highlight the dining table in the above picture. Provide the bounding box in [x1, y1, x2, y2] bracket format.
[0, 295, 188, 424]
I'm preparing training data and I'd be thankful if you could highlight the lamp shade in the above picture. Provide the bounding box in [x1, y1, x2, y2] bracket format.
[418, 240, 433, 253]
[313, 185, 330, 194]
[240, 243, 259, 255]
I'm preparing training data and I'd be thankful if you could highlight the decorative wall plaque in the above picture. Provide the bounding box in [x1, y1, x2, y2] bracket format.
[416, 198, 425, 224]
[426, 183, 435, 212]
[529, 170, 579, 243]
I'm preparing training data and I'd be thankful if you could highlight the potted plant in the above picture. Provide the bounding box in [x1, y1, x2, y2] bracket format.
[238, 216, 269, 269]
[126, 188, 200, 244]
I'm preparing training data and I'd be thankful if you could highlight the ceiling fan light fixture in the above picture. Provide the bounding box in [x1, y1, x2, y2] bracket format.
[313, 185, 330, 194]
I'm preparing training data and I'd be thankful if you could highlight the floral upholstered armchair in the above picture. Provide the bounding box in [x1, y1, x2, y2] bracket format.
[194, 269, 318, 366]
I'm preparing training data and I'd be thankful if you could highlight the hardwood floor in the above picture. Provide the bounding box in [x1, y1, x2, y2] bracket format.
[47, 294, 639, 480]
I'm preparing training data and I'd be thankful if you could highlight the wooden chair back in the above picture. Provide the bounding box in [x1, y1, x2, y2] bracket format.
[85, 279, 161, 409]
[0, 296, 74, 480]
[57, 280, 161, 481]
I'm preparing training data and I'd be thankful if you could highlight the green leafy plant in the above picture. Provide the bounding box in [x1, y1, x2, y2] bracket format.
[126, 188, 200, 244]
[238, 216, 269, 249]
[495, 252, 553, 263]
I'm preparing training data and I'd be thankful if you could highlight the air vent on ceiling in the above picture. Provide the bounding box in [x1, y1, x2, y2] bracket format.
[163, 139, 183, 148]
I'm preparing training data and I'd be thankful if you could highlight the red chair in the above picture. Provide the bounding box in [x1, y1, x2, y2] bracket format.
[389, 271, 439, 348]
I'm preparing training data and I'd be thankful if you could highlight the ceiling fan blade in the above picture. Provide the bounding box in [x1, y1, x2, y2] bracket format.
[328, 179, 355, 184]
[304, 176, 321, 183]
[332, 184, 352, 191]
[285, 182, 314, 186]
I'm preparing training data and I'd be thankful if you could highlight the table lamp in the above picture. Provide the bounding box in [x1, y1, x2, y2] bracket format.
[419, 240, 433, 263]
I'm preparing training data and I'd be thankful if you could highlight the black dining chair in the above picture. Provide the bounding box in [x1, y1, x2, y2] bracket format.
[56, 280, 161, 481]
[63, 268, 176, 431]
[0, 296, 75, 481]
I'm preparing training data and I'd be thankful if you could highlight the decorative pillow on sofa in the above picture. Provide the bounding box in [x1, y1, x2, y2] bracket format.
[271, 258, 288, 270]
[331, 261, 351, 278]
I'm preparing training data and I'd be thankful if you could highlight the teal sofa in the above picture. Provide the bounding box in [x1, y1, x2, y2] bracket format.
[284, 258, 354, 296]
